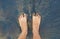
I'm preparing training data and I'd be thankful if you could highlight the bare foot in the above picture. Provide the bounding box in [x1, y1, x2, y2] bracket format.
[18, 13, 28, 39]
[32, 13, 41, 39]
[18, 13, 28, 32]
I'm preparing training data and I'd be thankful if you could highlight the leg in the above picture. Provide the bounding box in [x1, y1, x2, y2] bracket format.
[18, 13, 28, 39]
[32, 13, 41, 39]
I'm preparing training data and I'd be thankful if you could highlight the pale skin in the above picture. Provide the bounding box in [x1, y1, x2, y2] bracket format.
[18, 13, 41, 39]
[32, 13, 41, 39]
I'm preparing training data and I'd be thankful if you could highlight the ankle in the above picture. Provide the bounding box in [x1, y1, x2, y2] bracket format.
[32, 30, 39, 34]
[22, 31, 28, 35]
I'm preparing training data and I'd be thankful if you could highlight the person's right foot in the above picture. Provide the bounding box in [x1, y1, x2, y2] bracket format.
[32, 13, 41, 39]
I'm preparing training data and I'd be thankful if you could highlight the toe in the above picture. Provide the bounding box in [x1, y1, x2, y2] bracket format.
[36, 13, 41, 18]
[20, 14, 23, 18]
[24, 13, 27, 18]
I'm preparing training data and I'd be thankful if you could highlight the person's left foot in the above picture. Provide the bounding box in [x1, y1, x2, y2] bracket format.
[32, 13, 41, 33]
[18, 13, 28, 33]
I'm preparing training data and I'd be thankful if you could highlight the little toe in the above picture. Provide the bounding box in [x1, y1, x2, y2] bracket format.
[35, 13, 41, 18]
